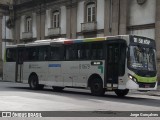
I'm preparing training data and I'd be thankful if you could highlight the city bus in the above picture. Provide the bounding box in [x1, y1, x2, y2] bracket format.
[3, 35, 157, 97]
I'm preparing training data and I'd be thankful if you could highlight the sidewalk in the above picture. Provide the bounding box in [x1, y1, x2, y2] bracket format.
[147, 85, 160, 96]
[130, 85, 160, 97]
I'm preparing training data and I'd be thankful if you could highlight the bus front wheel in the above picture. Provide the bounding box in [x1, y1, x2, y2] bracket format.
[29, 75, 44, 90]
[114, 89, 129, 97]
[90, 78, 105, 96]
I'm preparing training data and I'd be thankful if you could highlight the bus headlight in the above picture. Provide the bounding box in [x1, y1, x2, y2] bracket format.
[129, 75, 133, 79]
[128, 74, 137, 83]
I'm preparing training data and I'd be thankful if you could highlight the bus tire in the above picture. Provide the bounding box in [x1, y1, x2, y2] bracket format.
[52, 87, 64, 91]
[29, 74, 44, 90]
[114, 89, 129, 97]
[90, 78, 105, 96]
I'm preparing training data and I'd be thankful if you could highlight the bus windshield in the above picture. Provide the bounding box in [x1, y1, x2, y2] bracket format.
[129, 45, 156, 71]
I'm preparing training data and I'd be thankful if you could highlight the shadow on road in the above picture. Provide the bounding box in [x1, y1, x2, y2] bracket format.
[6, 85, 160, 108]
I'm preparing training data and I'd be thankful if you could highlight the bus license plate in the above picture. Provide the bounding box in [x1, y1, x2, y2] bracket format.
[145, 85, 150, 88]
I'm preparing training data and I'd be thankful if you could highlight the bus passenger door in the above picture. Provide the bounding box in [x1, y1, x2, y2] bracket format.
[16, 48, 24, 83]
[106, 43, 119, 89]
[106, 41, 126, 89]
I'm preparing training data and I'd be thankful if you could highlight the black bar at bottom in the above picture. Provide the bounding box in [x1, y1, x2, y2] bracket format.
[0, 111, 159, 117]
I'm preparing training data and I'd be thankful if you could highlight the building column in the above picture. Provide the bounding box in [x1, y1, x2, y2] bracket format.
[36, 4, 45, 40]
[40, 13, 45, 40]
[66, 2, 77, 39]
[14, 16, 20, 44]
[36, 13, 41, 40]
[104, 0, 119, 36]
[119, 0, 128, 35]
[66, 7, 71, 38]
[0, 13, 3, 76]
[155, 0, 160, 80]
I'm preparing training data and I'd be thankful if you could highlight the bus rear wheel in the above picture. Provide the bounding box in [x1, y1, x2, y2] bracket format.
[90, 78, 105, 96]
[114, 89, 129, 97]
[29, 75, 44, 90]
[52, 87, 64, 91]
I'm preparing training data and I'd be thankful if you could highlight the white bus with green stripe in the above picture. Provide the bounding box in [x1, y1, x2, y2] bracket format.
[3, 35, 157, 97]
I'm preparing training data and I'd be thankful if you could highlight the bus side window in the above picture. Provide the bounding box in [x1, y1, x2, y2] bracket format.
[38, 46, 49, 61]
[6, 48, 16, 62]
[50, 45, 64, 61]
[27, 47, 38, 61]
[23, 49, 28, 61]
[66, 45, 77, 60]
[77, 44, 90, 60]
[91, 42, 103, 60]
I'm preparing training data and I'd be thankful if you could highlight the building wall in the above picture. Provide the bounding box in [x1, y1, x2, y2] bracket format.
[128, 0, 156, 39]
[129, 0, 156, 26]
[20, 15, 25, 39]
[32, 13, 37, 38]
[1, 16, 13, 62]
[1, 0, 158, 42]
[97, 0, 104, 30]
[155, 0, 160, 80]
[61, 6, 67, 35]
[129, 29, 155, 39]
[77, 1, 84, 33]
[0, 0, 13, 4]
[45, 9, 51, 37]
[0, 14, 3, 75]
[2, 16, 13, 40]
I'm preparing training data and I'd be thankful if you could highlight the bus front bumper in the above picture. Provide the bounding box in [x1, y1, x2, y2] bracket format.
[126, 80, 157, 91]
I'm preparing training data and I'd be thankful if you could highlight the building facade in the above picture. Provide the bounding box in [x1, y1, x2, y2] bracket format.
[0, 0, 160, 80]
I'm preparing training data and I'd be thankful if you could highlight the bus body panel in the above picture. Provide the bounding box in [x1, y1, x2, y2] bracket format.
[22, 62, 49, 84]
[47, 61, 63, 87]
[78, 60, 105, 87]
[21, 60, 105, 88]
[62, 61, 80, 87]
[3, 62, 16, 82]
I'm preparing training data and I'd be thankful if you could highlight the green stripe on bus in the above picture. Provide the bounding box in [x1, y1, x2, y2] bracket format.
[84, 38, 105, 42]
[98, 66, 104, 74]
[134, 74, 157, 83]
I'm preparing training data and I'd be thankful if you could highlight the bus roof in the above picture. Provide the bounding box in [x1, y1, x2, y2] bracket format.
[6, 35, 152, 48]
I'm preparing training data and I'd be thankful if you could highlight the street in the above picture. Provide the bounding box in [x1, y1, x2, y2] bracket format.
[0, 81, 160, 119]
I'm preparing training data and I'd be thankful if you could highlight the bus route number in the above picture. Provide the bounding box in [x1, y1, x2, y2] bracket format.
[79, 64, 90, 69]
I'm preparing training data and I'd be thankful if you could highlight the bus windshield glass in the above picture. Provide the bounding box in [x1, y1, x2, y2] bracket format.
[129, 45, 156, 71]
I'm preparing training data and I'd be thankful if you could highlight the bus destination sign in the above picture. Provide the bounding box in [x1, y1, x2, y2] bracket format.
[130, 36, 155, 47]
[133, 37, 150, 45]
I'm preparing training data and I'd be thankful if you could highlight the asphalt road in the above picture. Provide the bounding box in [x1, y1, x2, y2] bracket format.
[0, 81, 160, 120]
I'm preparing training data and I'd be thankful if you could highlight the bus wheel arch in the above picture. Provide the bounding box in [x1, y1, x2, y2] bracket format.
[28, 73, 44, 90]
[88, 74, 105, 96]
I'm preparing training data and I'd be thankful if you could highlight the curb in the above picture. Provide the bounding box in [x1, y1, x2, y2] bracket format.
[147, 91, 160, 97]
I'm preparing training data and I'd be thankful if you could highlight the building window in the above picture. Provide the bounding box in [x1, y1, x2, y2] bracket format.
[26, 16, 32, 32]
[87, 3, 96, 22]
[52, 11, 60, 28]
